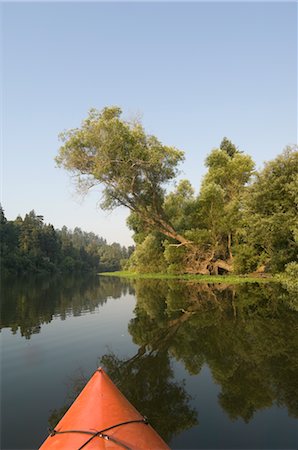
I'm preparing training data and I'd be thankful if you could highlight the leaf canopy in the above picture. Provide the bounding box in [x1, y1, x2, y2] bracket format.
[56, 107, 184, 213]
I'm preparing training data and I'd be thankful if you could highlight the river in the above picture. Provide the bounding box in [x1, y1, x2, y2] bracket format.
[1, 275, 297, 449]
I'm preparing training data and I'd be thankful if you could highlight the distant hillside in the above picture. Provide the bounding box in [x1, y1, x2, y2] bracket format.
[0, 207, 134, 276]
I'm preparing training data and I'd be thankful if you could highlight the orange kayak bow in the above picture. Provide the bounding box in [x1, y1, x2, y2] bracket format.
[39, 368, 170, 449]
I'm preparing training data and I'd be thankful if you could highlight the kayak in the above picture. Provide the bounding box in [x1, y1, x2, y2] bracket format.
[39, 368, 170, 449]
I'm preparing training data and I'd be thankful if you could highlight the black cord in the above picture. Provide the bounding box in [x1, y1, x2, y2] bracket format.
[49, 417, 149, 450]
[77, 431, 131, 450]
[77, 418, 148, 450]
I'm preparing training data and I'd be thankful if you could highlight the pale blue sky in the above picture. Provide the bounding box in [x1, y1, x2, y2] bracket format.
[2, 1, 297, 245]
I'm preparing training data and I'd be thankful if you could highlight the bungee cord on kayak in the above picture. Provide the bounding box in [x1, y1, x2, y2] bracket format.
[79, 433, 131, 450]
[48, 417, 149, 450]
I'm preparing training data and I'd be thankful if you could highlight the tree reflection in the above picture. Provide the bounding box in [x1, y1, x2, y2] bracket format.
[48, 352, 198, 444]
[1, 275, 131, 338]
[128, 280, 298, 422]
[48, 370, 88, 430]
[100, 352, 198, 442]
[47, 279, 297, 442]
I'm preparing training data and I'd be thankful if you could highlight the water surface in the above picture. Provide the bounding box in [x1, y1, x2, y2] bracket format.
[1, 275, 297, 449]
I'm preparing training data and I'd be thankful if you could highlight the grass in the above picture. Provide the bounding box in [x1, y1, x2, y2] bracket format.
[99, 271, 275, 284]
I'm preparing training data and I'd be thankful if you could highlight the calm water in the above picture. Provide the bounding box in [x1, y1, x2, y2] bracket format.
[1, 275, 297, 450]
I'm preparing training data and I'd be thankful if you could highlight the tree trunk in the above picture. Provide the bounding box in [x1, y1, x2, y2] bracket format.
[139, 209, 235, 274]
[143, 214, 191, 245]
[227, 233, 233, 259]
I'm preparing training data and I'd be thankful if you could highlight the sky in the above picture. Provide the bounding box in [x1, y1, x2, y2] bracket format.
[2, 1, 297, 246]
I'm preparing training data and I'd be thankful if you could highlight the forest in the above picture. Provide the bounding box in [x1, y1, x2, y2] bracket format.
[0, 207, 133, 276]
[55, 106, 298, 276]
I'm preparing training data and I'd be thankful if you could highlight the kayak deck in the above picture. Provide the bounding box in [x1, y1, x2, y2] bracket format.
[39, 368, 170, 449]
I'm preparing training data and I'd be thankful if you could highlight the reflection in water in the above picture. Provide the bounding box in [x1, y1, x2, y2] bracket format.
[48, 369, 88, 431]
[129, 280, 298, 423]
[44, 278, 298, 443]
[1, 274, 132, 338]
[100, 352, 198, 442]
[48, 352, 198, 444]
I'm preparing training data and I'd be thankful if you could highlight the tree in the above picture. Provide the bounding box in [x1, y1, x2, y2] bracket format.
[172, 139, 255, 274]
[201, 138, 255, 262]
[56, 107, 188, 244]
[0, 205, 21, 275]
[19, 210, 44, 256]
[244, 146, 298, 273]
[220, 136, 239, 158]
[0, 204, 7, 225]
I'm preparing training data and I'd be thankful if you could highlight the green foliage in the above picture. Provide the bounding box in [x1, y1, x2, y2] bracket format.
[126, 211, 150, 244]
[121, 142, 296, 276]
[101, 271, 273, 283]
[55, 106, 296, 276]
[204, 149, 254, 195]
[0, 206, 129, 276]
[164, 180, 197, 232]
[127, 234, 167, 273]
[56, 107, 185, 242]
[233, 244, 260, 274]
[197, 182, 225, 247]
[201, 144, 255, 260]
[220, 136, 239, 158]
[275, 262, 298, 310]
[164, 241, 187, 274]
[244, 146, 298, 273]
[98, 242, 128, 272]
[283, 261, 298, 280]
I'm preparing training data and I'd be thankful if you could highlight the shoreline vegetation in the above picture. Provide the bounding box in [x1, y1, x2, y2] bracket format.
[2, 108, 297, 279]
[99, 271, 275, 284]
[0, 207, 133, 276]
[56, 107, 297, 278]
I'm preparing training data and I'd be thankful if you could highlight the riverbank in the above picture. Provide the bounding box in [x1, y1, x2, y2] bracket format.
[99, 271, 275, 284]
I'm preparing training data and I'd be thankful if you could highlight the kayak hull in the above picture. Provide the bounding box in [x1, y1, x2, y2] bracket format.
[39, 368, 170, 449]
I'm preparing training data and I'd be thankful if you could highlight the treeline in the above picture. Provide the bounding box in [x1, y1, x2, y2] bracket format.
[56, 107, 298, 275]
[126, 142, 298, 275]
[0, 208, 134, 276]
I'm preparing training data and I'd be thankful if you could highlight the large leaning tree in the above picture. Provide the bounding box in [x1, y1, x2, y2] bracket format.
[56, 107, 256, 274]
[56, 106, 189, 245]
